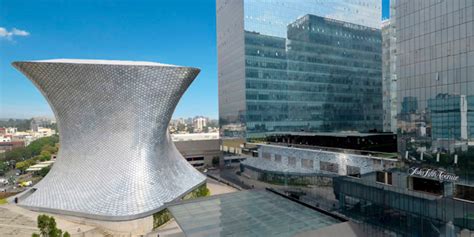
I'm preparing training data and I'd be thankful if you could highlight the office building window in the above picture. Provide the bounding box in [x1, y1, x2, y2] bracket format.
[376, 171, 392, 185]
[274, 154, 282, 163]
[347, 165, 361, 178]
[455, 185, 474, 202]
[288, 156, 297, 167]
[411, 177, 443, 196]
[302, 159, 314, 169]
[320, 161, 339, 173]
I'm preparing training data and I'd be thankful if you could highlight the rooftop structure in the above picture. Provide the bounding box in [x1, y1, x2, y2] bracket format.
[171, 132, 219, 141]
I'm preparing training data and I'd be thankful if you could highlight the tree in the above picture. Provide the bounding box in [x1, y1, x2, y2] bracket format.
[0, 118, 31, 131]
[33, 214, 70, 237]
[212, 156, 220, 167]
[2, 135, 59, 169]
[0, 162, 7, 176]
[42, 144, 57, 155]
[16, 161, 31, 171]
[176, 123, 186, 132]
[15, 159, 36, 172]
[36, 166, 51, 177]
[39, 151, 51, 161]
[4, 148, 27, 161]
[3, 135, 59, 163]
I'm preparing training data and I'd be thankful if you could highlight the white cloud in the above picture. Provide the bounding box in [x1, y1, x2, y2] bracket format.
[0, 27, 30, 40]
[11, 28, 30, 36]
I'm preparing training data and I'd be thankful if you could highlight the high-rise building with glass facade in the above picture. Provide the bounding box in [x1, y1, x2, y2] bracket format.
[395, 0, 474, 159]
[395, 3, 474, 230]
[217, 0, 383, 139]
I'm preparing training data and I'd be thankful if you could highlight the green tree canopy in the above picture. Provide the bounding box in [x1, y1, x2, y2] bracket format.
[3, 135, 59, 162]
[33, 214, 70, 237]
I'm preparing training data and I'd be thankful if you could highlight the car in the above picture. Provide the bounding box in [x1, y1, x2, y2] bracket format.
[19, 181, 33, 187]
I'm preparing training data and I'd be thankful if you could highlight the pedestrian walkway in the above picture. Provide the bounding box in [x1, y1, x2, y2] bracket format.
[0, 177, 239, 237]
[1, 203, 99, 237]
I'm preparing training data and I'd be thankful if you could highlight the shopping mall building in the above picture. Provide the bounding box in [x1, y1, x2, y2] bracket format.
[240, 132, 474, 236]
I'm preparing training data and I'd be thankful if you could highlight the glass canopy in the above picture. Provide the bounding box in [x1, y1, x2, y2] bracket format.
[168, 190, 341, 237]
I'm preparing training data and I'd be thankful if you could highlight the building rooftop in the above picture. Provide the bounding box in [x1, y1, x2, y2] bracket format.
[265, 131, 394, 138]
[171, 132, 219, 141]
[241, 157, 326, 176]
[168, 190, 341, 237]
[15, 59, 181, 67]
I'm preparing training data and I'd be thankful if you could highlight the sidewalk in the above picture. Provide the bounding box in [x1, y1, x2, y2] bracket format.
[0, 203, 97, 237]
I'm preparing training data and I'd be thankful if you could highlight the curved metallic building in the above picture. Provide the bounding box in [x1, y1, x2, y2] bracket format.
[13, 59, 206, 221]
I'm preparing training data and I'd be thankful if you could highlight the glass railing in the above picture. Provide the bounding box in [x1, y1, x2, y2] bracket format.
[265, 142, 399, 159]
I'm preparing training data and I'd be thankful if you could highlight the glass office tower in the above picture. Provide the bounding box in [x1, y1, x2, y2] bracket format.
[217, 0, 383, 139]
[395, 0, 474, 164]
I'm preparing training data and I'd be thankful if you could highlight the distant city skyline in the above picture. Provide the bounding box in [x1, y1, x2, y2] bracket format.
[0, 0, 390, 120]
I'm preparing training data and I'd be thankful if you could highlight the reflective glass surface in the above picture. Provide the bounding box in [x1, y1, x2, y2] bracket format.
[245, 15, 383, 136]
[169, 190, 340, 237]
[217, 0, 383, 138]
[395, 0, 474, 177]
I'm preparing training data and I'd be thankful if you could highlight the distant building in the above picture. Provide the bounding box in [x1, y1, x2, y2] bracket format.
[5, 127, 17, 134]
[0, 135, 11, 142]
[172, 133, 221, 168]
[35, 127, 55, 138]
[192, 116, 208, 132]
[30, 117, 54, 132]
[427, 94, 474, 152]
[0, 141, 25, 152]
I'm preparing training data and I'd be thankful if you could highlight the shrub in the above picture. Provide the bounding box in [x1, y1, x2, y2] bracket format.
[153, 209, 172, 230]
[153, 183, 211, 229]
[36, 166, 51, 177]
[183, 184, 210, 200]
[32, 214, 70, 237]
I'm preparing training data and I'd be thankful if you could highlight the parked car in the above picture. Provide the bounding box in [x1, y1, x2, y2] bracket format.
[19, 181, 32, 187]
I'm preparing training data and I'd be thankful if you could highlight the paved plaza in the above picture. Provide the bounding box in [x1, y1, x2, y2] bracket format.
[0, 178, 238, 237]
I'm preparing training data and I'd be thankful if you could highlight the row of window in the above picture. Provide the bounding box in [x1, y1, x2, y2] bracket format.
[262, 153, 362, 177]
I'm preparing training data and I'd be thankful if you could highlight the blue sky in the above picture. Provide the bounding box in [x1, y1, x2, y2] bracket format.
[0, 0, 218, 119]
[0, 0, 389, 119]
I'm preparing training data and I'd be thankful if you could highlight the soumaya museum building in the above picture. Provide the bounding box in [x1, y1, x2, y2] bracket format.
[12, 59, 206, 220]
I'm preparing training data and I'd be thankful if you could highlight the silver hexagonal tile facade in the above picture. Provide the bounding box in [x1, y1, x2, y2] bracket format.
[12, 59, 206, 221]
